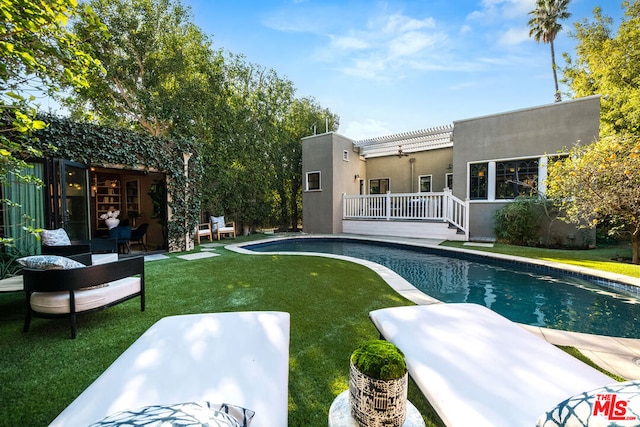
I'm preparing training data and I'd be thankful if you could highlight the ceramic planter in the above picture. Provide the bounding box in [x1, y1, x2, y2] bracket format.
[349, 360, 408, 427]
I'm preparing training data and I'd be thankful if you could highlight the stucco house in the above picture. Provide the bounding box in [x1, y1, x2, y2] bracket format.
[302, 95, 601, 244]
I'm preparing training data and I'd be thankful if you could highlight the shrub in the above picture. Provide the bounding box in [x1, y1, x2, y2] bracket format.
[494, 197, 544, 246]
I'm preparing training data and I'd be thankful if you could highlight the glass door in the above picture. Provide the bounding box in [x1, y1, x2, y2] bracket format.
[53, 160, 90, 240]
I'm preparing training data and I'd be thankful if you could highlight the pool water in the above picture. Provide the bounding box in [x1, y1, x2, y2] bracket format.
[248, 238, 640, 338]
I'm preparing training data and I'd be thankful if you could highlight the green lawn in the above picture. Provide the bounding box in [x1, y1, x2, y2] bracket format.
[1, 236, 634, 427]
[0, 240, 443, 427]
[441, 241, 640, 278]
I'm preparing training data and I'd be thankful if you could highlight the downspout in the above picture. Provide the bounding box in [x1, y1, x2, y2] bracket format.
[410, 158, 416, 193]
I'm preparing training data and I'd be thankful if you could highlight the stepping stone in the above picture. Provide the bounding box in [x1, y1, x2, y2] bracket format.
[177, 252, 220, 261]
[200, 243, 225, 248]
[144, 254, 171, 262]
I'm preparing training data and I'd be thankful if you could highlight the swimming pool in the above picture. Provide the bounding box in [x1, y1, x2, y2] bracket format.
[247, 238, 640, 338]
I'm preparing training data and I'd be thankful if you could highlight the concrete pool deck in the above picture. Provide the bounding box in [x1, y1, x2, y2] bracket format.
[228, 233, 640, 380]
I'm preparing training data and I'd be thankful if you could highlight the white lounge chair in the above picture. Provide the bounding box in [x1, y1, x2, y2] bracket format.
[49, 311, 290, 427]
[369, 303, 613, 427]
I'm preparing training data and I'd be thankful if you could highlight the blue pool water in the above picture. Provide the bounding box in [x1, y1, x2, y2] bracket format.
[248, 238, 640, 338]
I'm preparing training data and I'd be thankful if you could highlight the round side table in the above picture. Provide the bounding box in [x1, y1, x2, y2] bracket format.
[328, 390, 426, 427]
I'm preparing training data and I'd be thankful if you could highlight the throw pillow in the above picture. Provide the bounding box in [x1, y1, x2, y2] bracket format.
[536, 380, 640, 427]
[211, 216, 225, 230]
[41, 228, 71, 246]
[89, 401, 255, 427]
[17, 255, 85, 270]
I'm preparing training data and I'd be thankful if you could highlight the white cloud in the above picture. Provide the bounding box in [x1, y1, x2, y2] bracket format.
[319, 10, 451, 80]
[381, 13, 436, 34]
[469, 0, 536, 22]
[498, 27, 531, 45]
[330, 34, 370, 50]
[387, 31, 439, 58]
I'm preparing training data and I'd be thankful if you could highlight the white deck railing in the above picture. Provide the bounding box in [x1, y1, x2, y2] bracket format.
[343, 189, 468, 237]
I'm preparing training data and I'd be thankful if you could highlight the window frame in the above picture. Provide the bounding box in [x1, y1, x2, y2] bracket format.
[495, 158, 539, 199]
[469, 162, 488, 200]
[418, 175, 432, 192]
[369, 178, 390, 194]
[445, 173, 453, 190]
[305, 171, 321, 191]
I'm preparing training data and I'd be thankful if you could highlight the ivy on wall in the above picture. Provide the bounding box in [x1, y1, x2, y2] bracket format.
[32, 115, 202, 252]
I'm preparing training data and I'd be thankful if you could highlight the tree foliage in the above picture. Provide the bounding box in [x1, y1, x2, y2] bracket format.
[528, 0, 571, 102]
[546, 134, 640, 263]
[1, 0, 103, 245]
[562, 1, 640, 135]
[69, 0, 223, 138]
[200, 56, 339, 231]
[62, 0, 339, 232]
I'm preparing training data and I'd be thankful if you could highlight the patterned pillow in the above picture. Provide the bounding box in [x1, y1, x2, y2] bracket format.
[41, 228, 71, 246]
[89, 402, 255, 427]
[537, 380, 640, 427]
[211, 216, 225, 231]
[17, 255, 85, 270]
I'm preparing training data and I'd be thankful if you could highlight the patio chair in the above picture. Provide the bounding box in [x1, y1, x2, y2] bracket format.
[130, 223, 149, 252]
[109, 225, 131, 254]
[211, 215, 236, 240]
[195, 222, 213, 244]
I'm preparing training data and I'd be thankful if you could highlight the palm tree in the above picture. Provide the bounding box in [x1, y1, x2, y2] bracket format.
[528, 0, 571, 102]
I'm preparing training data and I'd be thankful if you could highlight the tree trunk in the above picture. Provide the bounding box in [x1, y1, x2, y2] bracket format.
[632, 230, 639, 264]
[550, 40, 562, 102]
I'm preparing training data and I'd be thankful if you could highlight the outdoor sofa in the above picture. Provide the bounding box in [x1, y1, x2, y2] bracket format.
[22, 253, 145, 339]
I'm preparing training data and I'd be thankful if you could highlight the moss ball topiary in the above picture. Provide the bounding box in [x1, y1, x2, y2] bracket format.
[351, 340, 407, 380]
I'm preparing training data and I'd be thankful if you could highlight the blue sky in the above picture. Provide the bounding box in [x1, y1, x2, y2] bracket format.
[187, 0, 625, 140]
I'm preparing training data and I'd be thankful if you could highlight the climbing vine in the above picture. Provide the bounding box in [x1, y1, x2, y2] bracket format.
[32, 115, 202, 251]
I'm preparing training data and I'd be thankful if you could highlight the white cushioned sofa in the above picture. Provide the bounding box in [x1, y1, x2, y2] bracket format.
[22, 253, 145, 339]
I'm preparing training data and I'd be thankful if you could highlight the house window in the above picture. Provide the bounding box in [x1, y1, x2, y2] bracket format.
[419, 175, 432, 192]
[343, 150, 349, 161]
[495, 159, 538, 199]
[306, 171, 321, 191]
[445, 173, 453, 190]
[470, 163, 488, 200]
[369, 178, 389, 194]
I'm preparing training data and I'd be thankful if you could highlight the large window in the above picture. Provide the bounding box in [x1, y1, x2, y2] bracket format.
[369, 178, 389, 194]
[470, 163, 488, 199]
[306, 171, 321, 191]
[419, 175, 432, 192]
[495, 159, 538, 199]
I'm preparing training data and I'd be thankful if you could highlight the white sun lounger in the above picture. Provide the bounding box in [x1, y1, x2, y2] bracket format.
[49, 311, 290, 427]
[369, 303, 613, 427]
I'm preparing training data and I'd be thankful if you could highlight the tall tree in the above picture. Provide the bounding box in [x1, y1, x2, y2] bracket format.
[546, 134, 640, 263]
[528, 0, 572, 102]
[1, 0, 103, 245]
[68, 0, 223, 138]
[562, 2, 640, 135]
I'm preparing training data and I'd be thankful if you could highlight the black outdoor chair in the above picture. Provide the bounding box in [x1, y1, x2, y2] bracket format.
[130, 223, 149, 252]
[109, 225, 132, 254]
